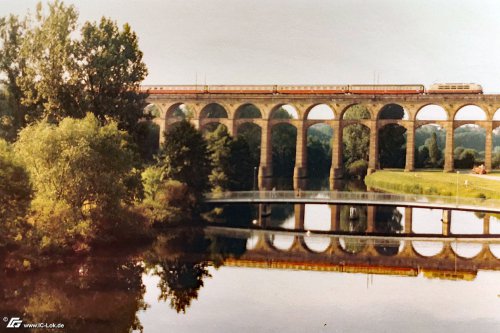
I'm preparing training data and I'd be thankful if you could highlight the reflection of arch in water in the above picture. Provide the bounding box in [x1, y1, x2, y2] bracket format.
[266, 233, 295, 252]
[303, 204, 332, 252]
[490, 244, 500, 259]
[374, 206, 404, 256]
[488, 216, 500, 234]
[246, 234, 259, 250]
[451, 242, 483, 259]
[411, 208, 443, 234]
[266, 208, 295, 251]
[451, 211, 484, 234]
[303, 235, 331, 253]
[339, 205, 367, 253]
[412, 241, 444, 257]
[339, 238, 368, 254]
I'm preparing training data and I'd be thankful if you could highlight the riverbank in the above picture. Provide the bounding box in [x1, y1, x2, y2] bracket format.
[365, 170, 500, 199]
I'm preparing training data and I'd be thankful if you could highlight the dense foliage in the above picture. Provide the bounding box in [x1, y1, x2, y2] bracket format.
[0, 139, 32, 247]
[14, 114, 138, 251]
[0, 0, 147, 134]
[159, 120, 211, 198]
[343, 105, 370, 177]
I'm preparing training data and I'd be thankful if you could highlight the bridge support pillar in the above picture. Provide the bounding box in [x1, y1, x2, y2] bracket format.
[368, 121, 379, 174]
[330, 120, 343, 182]
[444, 122, 454, 172]
[442, 210, 451, 236]
[153, 116, 166, 145]
[367, 205, 376, 233]
[258, 121, 273, 190]
[294, 122, 308, 190]
[404, 207, 413, 234]
[258, 204, 272, 228]
[485, 122, 493, 172]
[330, 204, 340, 232]
[483, 214, 490, 235]
[227, 118, 236, 136]
[404, 121, 415, 172]
[294, 204, 305, 230]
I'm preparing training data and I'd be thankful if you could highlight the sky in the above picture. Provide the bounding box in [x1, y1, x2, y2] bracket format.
[2, 0, 500, 92]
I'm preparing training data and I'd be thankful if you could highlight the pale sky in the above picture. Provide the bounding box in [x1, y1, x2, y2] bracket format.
[2, 0, 500, 92]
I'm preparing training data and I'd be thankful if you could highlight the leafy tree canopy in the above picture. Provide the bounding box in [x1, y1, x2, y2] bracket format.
[159, 120, 211, 196]
[0, 0, 147, 133]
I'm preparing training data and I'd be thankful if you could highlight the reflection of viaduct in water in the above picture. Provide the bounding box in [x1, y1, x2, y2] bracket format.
[221, 204, 500, 280]
[147, 91, 500, 189]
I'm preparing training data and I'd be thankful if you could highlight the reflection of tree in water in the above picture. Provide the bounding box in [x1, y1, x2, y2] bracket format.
[0, 253, 147, 333]
[216, 204, 256, 227]
[153, 260, 211, 314]
[267, 204, 295, 228]
[145, 228, 210, 314]
[375, 206, 403, 256]
[145, 227, 247, 314]
[339, 205, 367, 253]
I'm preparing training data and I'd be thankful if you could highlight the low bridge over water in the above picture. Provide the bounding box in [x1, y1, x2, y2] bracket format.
[205, 191, 500, 214]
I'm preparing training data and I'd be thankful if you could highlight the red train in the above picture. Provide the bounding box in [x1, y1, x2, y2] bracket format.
[141, 83, 482, 95]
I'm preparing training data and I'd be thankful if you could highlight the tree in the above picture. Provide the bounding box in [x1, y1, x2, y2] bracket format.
[343, 105, 370, 174]
[272, 124, 297, 178]
[343, 125, 369, 167]
[0, 14, 28, 132]
[76, 17, 148, 132]
[16, 0, 81, 122]
[378, 124, 406, 168]
[426, 132, 440, 167]
[14, 113, 136, 250]
[307, 125, 332, 179]
[1, 1, 148, 133]
[375, 206, 403, 256]
[227, 136, 254, 190]
[454, 147, 476, 169]
[0, 139, 31, 247]
[0, 86, 17, 141]
[205, 125, 233, 192]
[160, 120, 211, 197]
[236, 123, 261, 172]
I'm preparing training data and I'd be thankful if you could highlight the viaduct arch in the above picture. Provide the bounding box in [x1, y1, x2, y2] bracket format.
[147, 91, 500, 189]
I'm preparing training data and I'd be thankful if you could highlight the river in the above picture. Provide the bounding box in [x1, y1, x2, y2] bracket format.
[0, 180, 499, 332]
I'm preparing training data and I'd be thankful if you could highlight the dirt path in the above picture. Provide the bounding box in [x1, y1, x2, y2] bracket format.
[469, 174, 500, 182]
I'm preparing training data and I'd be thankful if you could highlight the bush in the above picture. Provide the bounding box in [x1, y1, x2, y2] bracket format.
[141, 179, 196, 225]
[346, 159, 368, 178]
[0, 139, 32, 247]
[14, 114, 136, 250]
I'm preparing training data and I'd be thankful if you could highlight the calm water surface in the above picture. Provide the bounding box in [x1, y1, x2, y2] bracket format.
[1, 201, 499, 332]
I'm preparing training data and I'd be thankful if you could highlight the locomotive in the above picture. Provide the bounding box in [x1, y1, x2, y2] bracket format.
[141, 83, 482, 95]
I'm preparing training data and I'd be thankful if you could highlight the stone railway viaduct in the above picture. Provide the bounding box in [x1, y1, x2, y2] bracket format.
[146, 92, 500, 189]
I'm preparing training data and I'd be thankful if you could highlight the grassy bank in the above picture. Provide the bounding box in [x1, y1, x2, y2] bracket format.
[365, 170, 500, 199]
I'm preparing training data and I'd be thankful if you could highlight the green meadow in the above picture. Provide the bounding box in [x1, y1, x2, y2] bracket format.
[364, 170, 500, 199]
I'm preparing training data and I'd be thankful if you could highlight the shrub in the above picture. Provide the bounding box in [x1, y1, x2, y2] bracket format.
[141, 180, 196, 225]
[0, 139, 32, 247]
[14, 114, 136, 250]
[346, 159, 368, 178]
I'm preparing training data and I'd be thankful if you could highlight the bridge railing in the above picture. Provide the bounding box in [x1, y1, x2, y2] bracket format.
[205, 190, 500, 210]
